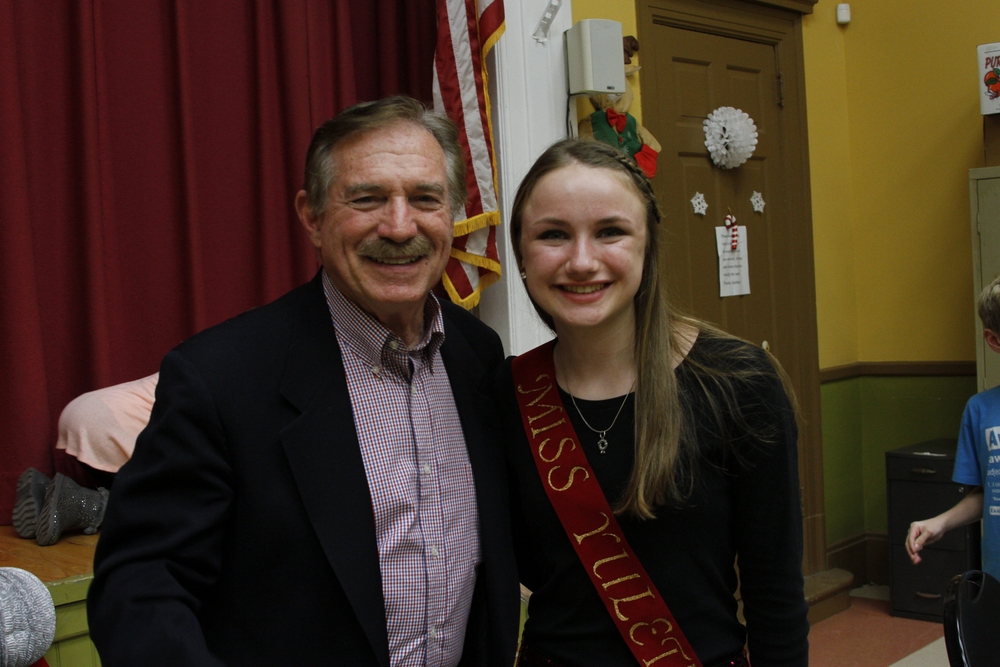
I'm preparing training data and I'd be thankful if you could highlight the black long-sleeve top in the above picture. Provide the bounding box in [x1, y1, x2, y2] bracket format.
[493, 334, 809, 666]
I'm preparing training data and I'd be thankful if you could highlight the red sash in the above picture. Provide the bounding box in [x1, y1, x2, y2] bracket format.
[512, 341, 702, 667]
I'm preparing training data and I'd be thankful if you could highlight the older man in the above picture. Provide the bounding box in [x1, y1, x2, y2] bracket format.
[87, 97, 519, 667]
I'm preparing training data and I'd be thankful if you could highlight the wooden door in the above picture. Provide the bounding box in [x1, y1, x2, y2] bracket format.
[639, 0, 825, 574]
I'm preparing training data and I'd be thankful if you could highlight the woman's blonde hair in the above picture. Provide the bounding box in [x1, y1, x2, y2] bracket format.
[510, 139, 794, 519]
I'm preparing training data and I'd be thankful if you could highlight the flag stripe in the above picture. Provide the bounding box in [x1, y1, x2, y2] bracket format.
[477, 0, 503, 34]
[435, 1, 482, 217]
[458, 3, 497, 213]
[443, 0, 495, 216]
[434, 0, 504, 309]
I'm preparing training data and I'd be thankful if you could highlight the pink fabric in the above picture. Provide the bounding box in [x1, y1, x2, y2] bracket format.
[55, 374, 158, 473]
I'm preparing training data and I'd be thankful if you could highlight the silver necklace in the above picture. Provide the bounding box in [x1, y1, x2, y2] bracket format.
[568, 380, 635, 454]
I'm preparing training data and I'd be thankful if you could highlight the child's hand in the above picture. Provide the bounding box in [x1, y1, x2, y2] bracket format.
[905, 517, 946, 564]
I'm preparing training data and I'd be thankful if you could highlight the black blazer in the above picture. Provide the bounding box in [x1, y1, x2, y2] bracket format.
[88, 275, 519, 667]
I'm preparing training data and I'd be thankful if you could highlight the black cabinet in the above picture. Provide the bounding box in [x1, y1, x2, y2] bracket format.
[886, 438, 981, 621]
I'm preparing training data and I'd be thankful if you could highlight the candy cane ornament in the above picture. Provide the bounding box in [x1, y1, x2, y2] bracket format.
[724, 213, 738, 250]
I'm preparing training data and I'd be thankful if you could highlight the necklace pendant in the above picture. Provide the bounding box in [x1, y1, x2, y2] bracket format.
[566, 379, 634, 457]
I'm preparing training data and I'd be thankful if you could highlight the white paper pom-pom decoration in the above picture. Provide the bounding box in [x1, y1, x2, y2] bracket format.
[703, 107, 758, 169]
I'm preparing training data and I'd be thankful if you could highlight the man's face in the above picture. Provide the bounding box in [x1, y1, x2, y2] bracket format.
[296, 122, 454, 344]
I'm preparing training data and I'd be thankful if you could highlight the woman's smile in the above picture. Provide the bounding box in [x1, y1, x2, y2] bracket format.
[519, 163, 648, 333]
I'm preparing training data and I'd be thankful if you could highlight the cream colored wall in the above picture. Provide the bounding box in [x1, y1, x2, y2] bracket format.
[576, 0, 994, 366]
[805, 0, 993, 365]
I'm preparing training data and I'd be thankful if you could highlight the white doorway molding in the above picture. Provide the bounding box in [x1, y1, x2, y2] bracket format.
[478, 1, 573, 356]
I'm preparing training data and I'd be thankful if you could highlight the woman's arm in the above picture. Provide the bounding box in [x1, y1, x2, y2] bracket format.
[729, 352, 809, 666]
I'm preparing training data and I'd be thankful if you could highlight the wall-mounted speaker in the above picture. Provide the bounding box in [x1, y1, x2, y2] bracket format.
[565, 19, 625, 96]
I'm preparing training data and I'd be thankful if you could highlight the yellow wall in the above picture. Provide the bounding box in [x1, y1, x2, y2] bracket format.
[800, 2, 858, 368]
[805, 0, 993, 365]
[576, 0, 995, 366]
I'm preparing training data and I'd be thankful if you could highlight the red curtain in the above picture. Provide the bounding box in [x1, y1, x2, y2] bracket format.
[0, 0, 436, 522]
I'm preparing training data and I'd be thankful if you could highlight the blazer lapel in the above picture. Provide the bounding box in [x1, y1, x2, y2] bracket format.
[278, 282, 390, 667]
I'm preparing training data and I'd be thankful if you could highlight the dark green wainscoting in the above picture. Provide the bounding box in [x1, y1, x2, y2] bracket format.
[822, 374, 976, 542]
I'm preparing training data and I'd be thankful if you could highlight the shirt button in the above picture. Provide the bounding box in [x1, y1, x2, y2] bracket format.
[422, 463, 431, 475]
[371, 364, 381, 375]
[430, 545, 439, 558]
[411, 385, 418, 396]
[389, 340, 401, 350]
[429, 626, 438, 640]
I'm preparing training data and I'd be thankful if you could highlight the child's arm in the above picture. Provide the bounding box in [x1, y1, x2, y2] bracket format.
[905, 487, 984, 564]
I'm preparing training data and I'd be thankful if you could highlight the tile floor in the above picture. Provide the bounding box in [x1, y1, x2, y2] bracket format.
[808, 586, 947, 667]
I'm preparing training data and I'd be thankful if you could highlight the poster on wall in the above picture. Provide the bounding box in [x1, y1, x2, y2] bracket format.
[715, 226, 750, 297]
[978, 42, 1000, 115]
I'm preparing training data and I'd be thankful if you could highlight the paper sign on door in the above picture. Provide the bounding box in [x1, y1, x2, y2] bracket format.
[715, 226, 750, 297]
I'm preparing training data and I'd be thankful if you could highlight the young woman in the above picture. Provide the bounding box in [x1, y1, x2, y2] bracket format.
[493, 139, 808, 667]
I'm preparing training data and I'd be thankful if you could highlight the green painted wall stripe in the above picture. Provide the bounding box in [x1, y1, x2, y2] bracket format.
[821, 375, 976, 544]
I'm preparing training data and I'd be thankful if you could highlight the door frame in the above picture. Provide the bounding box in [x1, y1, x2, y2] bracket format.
[637, 0, 826, 574]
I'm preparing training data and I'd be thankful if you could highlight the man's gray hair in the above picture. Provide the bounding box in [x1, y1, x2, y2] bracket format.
[302, 96, 467, 218]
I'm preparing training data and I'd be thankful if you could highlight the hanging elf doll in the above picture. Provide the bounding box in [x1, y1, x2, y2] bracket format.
[578, 38, 661, 179]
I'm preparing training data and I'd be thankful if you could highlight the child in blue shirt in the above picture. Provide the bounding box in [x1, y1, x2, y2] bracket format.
[906, 275, 1000, 580]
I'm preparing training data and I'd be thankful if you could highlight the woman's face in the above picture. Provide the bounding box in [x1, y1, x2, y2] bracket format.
[518, 162, 647, 334]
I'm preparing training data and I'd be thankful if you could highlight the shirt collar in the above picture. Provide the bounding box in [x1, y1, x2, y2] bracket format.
[321, 270, 445, 371]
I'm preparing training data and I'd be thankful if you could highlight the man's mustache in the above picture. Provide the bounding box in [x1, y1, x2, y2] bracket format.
[358, 237, 433, 261]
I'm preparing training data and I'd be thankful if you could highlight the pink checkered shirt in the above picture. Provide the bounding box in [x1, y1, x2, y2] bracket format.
[322, 272, 481, 667]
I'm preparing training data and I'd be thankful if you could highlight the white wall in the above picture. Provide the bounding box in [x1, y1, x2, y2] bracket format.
[478, 1, 573, 356]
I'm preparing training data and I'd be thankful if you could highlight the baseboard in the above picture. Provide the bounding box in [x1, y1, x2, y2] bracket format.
[826, 531, 889, 586]
[818, 361, 975, 384]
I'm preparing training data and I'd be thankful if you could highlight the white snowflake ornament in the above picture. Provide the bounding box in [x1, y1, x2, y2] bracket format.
[690, 192, 708, 216]
[750, 191, 765, 213]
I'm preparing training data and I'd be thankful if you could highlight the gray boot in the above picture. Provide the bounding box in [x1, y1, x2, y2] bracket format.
[34, 473, 109, 547]
[12, 469, 51, 540]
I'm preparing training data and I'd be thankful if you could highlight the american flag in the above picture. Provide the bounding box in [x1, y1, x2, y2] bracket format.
[433, 0, 504, 309]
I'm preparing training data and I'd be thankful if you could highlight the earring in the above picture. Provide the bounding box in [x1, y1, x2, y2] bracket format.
[519, 270, 527, 279]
